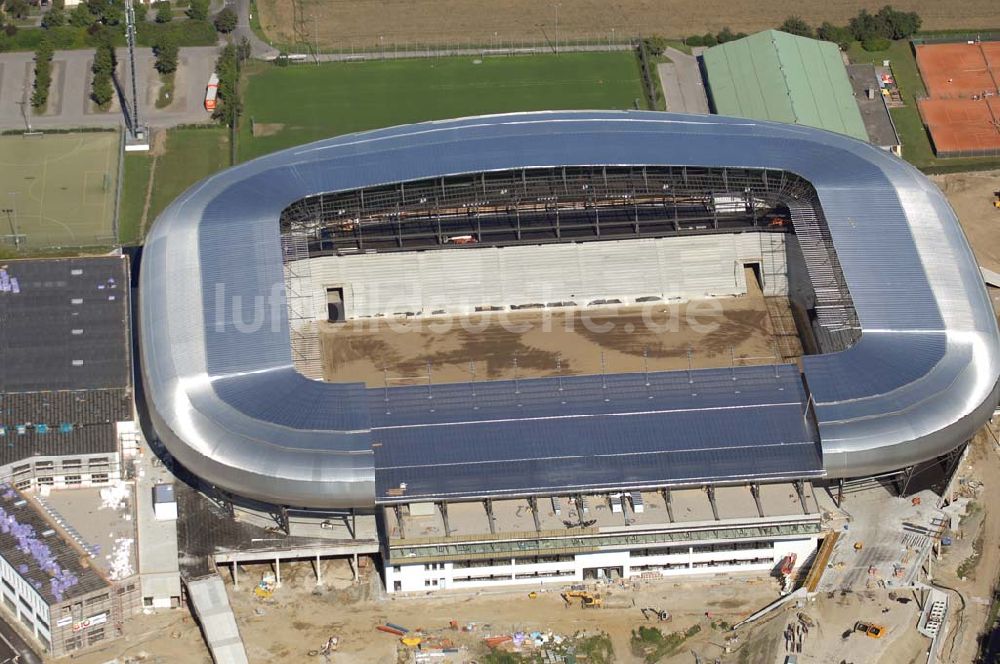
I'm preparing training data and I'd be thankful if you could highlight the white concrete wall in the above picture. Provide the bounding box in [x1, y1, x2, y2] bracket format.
[0, 552, 51, 643]
[384, 536, 818, 593]
[290, 232, 790, 322]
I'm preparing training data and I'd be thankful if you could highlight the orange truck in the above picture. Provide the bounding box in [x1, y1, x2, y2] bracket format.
[204, 73, 219, 112]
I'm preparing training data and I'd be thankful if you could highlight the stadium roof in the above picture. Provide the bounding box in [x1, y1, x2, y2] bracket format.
[703, 30, 870, 142]
[372, 366, 822, 503]
[139, 111, 1000, 509]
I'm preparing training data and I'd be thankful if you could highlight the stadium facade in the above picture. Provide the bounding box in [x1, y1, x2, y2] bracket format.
[139, 111, 1000, 590]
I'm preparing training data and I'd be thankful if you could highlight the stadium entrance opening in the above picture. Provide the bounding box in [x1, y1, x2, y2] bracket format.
[744, 262, 763, 292]
[326, 287, 345, 323]
[583, 566, 623, 581]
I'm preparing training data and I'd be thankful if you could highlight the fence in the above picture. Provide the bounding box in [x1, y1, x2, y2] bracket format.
[912, 32, 1000, 45]
[276, 34, 640, 63]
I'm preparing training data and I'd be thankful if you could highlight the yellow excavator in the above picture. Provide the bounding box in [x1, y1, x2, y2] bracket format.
[993, 190, 1000, 209]
[561, 590, 603, 608]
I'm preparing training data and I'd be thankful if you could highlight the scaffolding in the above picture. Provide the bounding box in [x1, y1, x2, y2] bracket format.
[787, 201, 860, 351]
[278, 165, 817, 256]
[280, 233, 322, 378]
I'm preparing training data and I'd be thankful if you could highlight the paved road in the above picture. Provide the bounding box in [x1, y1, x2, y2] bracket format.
[0, 47, 218, 131]
[656, 47, 709, 114]
[0, 615, 42, 664]
[231, 0, 279, 60]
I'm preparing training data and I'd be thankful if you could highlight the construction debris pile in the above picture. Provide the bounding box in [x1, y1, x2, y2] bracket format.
[378, 618, 611, 663]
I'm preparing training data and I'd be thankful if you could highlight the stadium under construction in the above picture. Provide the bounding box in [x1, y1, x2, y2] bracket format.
[138, 111, 1000, 592]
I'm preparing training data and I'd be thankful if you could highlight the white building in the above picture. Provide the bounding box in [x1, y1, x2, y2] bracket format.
[383, 482, 821, 593]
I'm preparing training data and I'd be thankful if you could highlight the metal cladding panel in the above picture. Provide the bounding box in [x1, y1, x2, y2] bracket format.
[373, 367, 821, 501]
[139, 111, 1000, 508]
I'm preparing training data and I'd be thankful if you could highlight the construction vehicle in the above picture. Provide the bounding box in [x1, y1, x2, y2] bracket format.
[641, 607, 672, 622]
[993, 191, 1000, 209]
[561, 590, 603, 608]
[854, 621, 886, 639]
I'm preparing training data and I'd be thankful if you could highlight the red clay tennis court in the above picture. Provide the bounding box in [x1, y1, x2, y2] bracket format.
[914, 42, 1000, 155]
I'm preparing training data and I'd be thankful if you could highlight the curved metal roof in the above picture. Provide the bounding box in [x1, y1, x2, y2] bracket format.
[139, 111, 1000, 508]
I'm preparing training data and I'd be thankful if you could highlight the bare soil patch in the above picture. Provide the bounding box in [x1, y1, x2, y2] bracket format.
[320, 289, 791, 386]
[258, 0, 1000, 50]
[932, 169, 1000, 274]
[252, 121, 285, 137]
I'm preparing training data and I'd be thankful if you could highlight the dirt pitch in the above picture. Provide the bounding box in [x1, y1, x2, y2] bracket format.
[0, 131, 120, 249]
[319, 273, 801, 387]
[258, 0, 1000, 51]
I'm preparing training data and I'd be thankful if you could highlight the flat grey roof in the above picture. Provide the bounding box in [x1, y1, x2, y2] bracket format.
[0, 257, 130, 392]
[139, 111, 1000, 509]
[847, 64, 900, 148]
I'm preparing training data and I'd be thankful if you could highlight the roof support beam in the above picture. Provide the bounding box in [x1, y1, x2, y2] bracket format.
[750, 483, 765, 518]
[393, 505, 406, 539]
[706, 486, 720, 521]
[528, 496, 541, 532]
[484, 498, 496, 535]
[438, 502, 451, 537]
[794, 480, 808, 514]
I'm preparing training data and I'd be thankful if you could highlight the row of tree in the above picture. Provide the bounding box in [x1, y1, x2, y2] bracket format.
[778, 6, 922, 50]
[31, 37, 54, 109]
[90, 36, 115, 108]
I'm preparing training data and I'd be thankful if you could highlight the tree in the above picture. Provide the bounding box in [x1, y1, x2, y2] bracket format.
[849, 9, 879, 42]
[133, 2, 146, 22]
[4, 0, 30, 20]
[716, 27, 741, 44]
[213, 7, 237, 33]
[701, 33, 717, 47]
[816, 21, 853, 49]
[153, 34, 178, 74]
[69, 2, 95, 27]
[90, 36, 116, 107]
[874, 5, 921, 39]
[213, 43, 241, 124]
[41, 6, 65, 27]
[779, 16, 814, 39]
[31, 38, 54, 109]
[186, 0, 208, 21]
[154, 1, 171, 23]
[87, 0, 124, 26]
[91, 73, 113, 106]
[237, 36, 252, 63]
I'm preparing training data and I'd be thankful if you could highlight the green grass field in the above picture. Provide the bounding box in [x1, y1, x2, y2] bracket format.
[119, 127, 230, 244]
[119, 154, 153, 245]
[847, 40, 1000, 171]
[0, 132, 120, 250]
[239, 53, 646, 161]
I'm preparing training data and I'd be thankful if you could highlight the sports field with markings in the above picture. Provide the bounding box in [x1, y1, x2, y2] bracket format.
[0, 132, 119, 249]
[239, 53, 646, 161]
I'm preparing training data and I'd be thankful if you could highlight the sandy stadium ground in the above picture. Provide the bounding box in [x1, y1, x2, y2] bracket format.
[257, 0, 1000, 51]
[320, 271, 801, 387]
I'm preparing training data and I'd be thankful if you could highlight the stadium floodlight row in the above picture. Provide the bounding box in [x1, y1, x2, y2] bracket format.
[138, 111, 1000, 510]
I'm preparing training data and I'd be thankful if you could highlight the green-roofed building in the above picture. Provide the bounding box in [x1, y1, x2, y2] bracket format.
[702, 30, 869, 142]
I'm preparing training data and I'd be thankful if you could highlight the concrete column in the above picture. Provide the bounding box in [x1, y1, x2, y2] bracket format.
[232, 561, 238, 589]
[353, 553, 359, 582]
[315, 554, 322, 586]
[275, 557, 281, 587]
